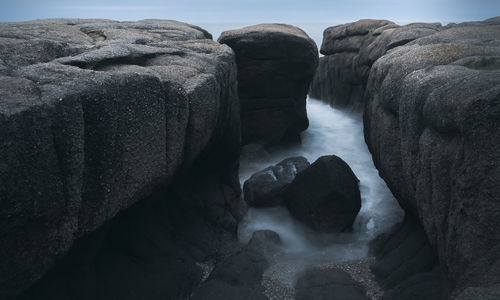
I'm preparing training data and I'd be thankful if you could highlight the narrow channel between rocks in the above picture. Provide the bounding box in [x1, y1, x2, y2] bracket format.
[237, 98, 404, 298]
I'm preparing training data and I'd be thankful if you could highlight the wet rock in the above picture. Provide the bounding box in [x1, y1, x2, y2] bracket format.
[295, 267, 369, 300]
[219, 24, 319, 145]
[247, 230, 282, 256]
[286, 155, 361, 232]
[243, 156, 310, 207]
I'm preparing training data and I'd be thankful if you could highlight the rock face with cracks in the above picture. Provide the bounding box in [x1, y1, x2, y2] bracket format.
[219, 24, 319, 145]
[363, 17, 500, 297]
[0, 19, 241, 299]
[312, 16, 500, 298]
[310, 19, 442, 110]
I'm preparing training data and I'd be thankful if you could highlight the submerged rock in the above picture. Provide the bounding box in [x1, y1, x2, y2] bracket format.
[243, 156, 310, 207]
[247, 230, 282, 256]
[219, 24, 319, 145]
[286, 155, 361, 232]
[295, 267, 369, 300]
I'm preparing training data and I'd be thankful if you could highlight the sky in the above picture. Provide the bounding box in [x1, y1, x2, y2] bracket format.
[0, 0, 499, 25]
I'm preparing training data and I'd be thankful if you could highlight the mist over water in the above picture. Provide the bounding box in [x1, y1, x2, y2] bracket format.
[238, 98, 404, 285]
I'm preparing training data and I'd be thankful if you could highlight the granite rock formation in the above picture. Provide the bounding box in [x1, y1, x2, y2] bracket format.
[310, 19, 442, 110]
[363, 17, 500, 297]
[312, 16, 500, 298]
[0, 19, 241, 299]
[219, 24, 318, 145]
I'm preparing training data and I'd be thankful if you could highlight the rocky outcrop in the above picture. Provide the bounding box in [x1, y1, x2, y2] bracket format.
[219, 24, 318, 145]
[0, 19, 241, 299]
[363, 17, 500, 296]
[243, 156, 309, 207]
[286, 155, 361, 232]
[313, 16, 500, 298]
[309, 19, 441, 110]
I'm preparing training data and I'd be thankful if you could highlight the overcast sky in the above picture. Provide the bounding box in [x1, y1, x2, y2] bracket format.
[0, 0, 498, 24]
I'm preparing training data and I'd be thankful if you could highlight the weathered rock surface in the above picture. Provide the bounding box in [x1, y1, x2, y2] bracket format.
[243, 156, 310, 207]
[219, 24, 319, 145]
[294, 267, 369, 300]
[311, 16, 500, 298]
[363, 17, 500, 296]
[0, 19, 241, 299]
[370, 217, 444, 300]
[310, 19, 441, 110]
[286, 155, 361, 232]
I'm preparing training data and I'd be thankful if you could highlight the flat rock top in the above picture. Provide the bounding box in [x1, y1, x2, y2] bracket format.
[218, 23, 318, 61]
[0, 19, 231, 116]
[324, 19, 395, 39]
[219, 23, 312, 41]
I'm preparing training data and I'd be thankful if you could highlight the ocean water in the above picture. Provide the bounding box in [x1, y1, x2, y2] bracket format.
[198, 22, 404, 285]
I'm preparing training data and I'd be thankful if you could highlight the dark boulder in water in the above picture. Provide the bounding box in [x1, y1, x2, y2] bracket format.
[243, 156, 310, 207]
[219, 24, 319, 145]
[286, 155, 361, 232]
[247, 230, 282, 256]
[295, 267, 369, 300]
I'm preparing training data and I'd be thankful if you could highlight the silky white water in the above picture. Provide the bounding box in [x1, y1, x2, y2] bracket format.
[238, 98, 404, 285]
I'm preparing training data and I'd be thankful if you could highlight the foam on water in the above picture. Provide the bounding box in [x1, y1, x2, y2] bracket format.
[238, 98, 404, 285]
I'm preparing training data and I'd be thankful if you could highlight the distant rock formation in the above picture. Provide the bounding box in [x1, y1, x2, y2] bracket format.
[219, 24, 319, 145]
[0, 19, 242, 299]
[310, 19, 442, 110]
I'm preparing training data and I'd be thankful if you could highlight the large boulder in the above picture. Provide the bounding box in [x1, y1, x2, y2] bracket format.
[219, 24, 319, 145]
[286, 155, 361, 232]
[0, 19, 241, 299]
[295, 267, 369, 300]
[243, 156, 310, 207]
[363, 17, 500, 296]
[310, 16, 500, 297]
